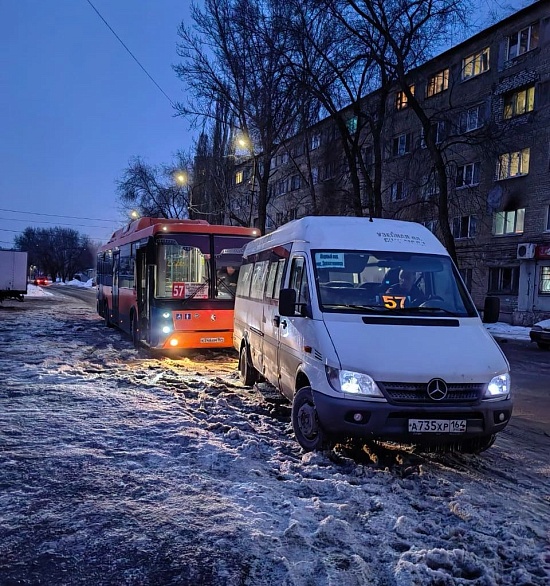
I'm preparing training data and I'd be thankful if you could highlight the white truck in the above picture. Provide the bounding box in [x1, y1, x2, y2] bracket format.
[0, 250, 28, 302]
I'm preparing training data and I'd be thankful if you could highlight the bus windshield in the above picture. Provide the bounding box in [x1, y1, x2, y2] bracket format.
[314, 250, 477, 317]
[156, 242, 209, 299]
[155, 234, 253, 300]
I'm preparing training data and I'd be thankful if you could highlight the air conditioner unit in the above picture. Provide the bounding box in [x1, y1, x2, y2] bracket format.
[517, 243, 536, 260]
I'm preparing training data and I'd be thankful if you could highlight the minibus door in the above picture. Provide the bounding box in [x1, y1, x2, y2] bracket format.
[277, 256, 308, 396]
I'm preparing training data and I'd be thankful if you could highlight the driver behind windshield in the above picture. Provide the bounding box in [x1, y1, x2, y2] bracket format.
[385, 269, 425, 305]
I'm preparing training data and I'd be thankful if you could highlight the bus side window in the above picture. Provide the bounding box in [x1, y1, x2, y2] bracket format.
[250, 261, 269, 300]
[273, 259, 286, 300]
[236, 263, 254, 298]
[289, 257, 310, 315]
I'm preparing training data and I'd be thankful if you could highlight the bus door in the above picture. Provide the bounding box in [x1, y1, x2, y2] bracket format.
[262, 258, 287, 389]
[278, 256, 310, 396]
[135, 248, 148, 322]
[112, 250, 120, 324]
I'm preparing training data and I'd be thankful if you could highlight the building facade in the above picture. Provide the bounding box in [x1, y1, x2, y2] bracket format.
[224, 2, 550, 325]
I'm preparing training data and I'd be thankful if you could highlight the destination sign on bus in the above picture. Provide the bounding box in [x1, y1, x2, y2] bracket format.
[315, 252, 345, 268]
[172, 282, 208, 299]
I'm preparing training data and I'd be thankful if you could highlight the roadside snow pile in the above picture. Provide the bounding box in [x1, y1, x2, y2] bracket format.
[0, 295, 548, 585]
[24, 283, 54, 297]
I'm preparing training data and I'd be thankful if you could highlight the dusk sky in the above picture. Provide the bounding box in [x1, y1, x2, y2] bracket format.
[0, 0, 528, 248]
[1, 0, 194, 246]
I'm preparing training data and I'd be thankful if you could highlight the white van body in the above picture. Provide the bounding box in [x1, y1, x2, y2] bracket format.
[233, 217, 512, 452]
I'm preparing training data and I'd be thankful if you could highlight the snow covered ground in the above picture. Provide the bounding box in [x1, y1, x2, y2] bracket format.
[0, 291, 548, 585]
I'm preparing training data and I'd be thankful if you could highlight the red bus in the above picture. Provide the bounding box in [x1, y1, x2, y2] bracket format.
[96, 217, 259, 350]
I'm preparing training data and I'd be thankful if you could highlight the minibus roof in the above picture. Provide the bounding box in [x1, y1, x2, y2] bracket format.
[243, 216, 448, 257]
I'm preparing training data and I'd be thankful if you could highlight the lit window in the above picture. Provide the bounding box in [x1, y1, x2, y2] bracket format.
[346, 117, 358, 134]
[235, 170, 244, 184]
[426, 69, 449, 97]
[503, 86, 535, 119]
[507, 23, 539, 60]
[493, 209, 525, 235]
[497, 148, 530, 180]
[462, 47, 490, 80]
[456, 162, 480, 188]
[395, 85, 415, 110]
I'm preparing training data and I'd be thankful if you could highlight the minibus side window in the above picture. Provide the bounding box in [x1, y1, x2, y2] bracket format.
[273, 259, 286, 300]
[265, 261, 279, 299]
[236, 262, 254, 298]
[289, 257, 310, 315]
[250, 261, 269, 299]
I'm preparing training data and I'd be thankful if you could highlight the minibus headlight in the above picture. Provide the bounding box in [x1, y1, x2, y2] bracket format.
[484, 373, 511, 400]
[326, 366, 385, 400]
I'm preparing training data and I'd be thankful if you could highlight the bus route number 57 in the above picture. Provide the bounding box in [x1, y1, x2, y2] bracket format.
[172, 282, 186, 298]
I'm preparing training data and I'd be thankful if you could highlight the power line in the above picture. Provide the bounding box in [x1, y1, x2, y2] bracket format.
[0, 208, 119, 223]
[85, 0, 176, 108]
[0, 216, 116, 230]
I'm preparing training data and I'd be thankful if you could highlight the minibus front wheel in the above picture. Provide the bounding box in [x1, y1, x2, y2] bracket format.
[292, 387, 332, 452]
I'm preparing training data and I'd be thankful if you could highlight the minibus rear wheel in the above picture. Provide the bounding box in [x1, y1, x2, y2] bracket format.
[239, 346, 258, 387]
[292, 387, 332, 452]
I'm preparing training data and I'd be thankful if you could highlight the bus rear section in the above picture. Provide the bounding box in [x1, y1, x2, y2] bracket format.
[96, 217, 259, 350]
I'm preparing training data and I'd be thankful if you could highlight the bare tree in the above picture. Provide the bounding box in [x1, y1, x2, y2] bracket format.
[325, 0, 473, 262]
[116, 156, 191, 219]
[284, 0, 392, 218]
[15, 227, 93, 281]
[174, 0, 304, 234]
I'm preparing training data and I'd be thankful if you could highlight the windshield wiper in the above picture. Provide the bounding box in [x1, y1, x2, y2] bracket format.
[323, 304, 389, 312]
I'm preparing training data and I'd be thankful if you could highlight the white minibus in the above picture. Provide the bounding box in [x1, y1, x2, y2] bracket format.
[233, 217, 512, 452]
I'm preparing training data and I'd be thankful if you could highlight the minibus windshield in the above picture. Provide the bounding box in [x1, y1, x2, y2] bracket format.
[313, 250, 477, 317]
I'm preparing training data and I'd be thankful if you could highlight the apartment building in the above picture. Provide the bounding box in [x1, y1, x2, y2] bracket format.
[224, 1, 550, 325]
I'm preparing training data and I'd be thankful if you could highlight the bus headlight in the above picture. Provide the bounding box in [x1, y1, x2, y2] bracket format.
[484, 373, 511, 400]
[162, 325, 172, 334]
[326, 366, 386, 400]
[162, 312, 171, 319]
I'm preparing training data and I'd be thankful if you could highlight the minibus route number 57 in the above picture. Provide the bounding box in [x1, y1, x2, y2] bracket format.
[96, 217, 259, 350]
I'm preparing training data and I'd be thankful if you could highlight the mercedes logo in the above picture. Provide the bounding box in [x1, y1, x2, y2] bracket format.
[427, 378, 448, 401]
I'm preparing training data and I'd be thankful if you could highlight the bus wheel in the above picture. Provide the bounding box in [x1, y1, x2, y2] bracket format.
[239, 346, 258, 387]
[292, 387, 332, 452]
[130, 314, 140, 348]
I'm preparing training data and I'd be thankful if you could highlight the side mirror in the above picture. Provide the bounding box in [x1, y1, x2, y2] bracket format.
[279, 288, 297, 316]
